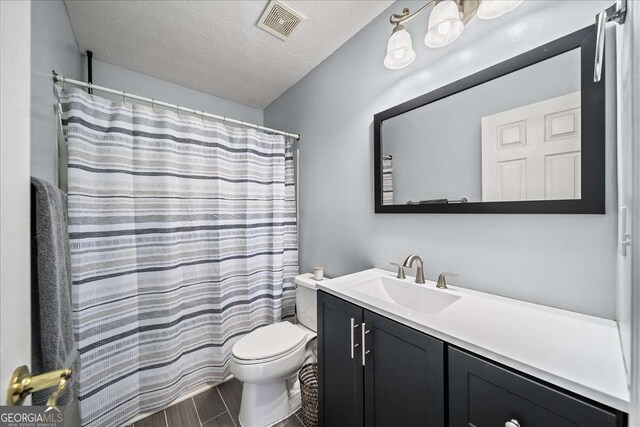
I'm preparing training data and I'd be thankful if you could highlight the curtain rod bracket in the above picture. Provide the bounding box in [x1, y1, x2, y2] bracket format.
[87, 50, 93, 94]
[605, 0, 627, 24]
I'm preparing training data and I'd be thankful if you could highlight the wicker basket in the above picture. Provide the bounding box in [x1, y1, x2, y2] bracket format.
[298, 363, 318, 427]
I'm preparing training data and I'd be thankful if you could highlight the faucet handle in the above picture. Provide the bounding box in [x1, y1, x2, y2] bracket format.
[390, 263, 406, 279]
[436, 272, 458, 289]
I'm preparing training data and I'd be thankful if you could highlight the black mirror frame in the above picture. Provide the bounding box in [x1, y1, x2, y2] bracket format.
[373, 25, 605, 214]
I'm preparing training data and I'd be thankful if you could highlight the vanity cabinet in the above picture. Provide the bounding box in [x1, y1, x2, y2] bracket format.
[448, 347, 623, 427]
[318, 291, 626, 427]
[318, 291, 445, 427]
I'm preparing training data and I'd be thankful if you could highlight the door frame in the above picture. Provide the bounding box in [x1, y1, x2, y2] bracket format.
[628, 1, 640, 425]
[0, 0, 32, 405]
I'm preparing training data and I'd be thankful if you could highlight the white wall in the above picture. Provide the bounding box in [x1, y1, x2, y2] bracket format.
[265, 0, 619, 319]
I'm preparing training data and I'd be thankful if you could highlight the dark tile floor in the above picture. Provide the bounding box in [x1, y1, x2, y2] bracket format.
[132, 378, 305, 427]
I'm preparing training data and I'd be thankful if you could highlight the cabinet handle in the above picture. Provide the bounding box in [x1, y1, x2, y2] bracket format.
[350, 318, 359, 359]
[505, 419, 521, 427]
[361, 323, 370, 366]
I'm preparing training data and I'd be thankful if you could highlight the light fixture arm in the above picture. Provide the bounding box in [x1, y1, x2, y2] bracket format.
[389, 0, 480, 27]
[390, 1, 437, 26]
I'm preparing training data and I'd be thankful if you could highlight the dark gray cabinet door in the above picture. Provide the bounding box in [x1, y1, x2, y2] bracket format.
[448, 347, 623, 427]
[317, 291, 364, 427]
[363, 310, 445, 427]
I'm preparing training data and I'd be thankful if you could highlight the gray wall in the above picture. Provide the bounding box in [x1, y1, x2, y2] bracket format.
[31, 0, 83, 182]
[89, 60, 263, 126]
[265, 0, 618, 319]
[384, 49, 580, 204]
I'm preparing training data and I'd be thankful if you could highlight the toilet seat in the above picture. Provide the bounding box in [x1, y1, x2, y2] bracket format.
[232, 339, 306, 365]
[232, 322, 307, 364]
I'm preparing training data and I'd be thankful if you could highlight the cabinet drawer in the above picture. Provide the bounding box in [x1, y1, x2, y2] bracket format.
[448, 347, 623, 427]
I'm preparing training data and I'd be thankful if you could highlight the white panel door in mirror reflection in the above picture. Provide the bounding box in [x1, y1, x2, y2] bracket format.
[481, 92, 581, 202]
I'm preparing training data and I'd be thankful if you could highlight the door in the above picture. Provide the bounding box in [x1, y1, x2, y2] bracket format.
[317, 291, 364, 427]
[0, 0, 32, 406]
[482, 92, 582, 201]
[363, 310, 445, 427]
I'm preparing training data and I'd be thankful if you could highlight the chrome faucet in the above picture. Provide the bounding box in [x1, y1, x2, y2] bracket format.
[403, 254, 425, 284]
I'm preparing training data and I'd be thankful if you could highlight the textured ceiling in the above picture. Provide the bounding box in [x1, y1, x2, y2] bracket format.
[65, 1, 394, 108]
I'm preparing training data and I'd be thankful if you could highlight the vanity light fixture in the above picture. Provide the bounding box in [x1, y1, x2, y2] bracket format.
[384, 0, 522, 69]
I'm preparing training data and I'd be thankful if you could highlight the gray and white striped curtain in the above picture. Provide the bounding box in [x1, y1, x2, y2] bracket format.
[382, 155, 394, 205]
[59, 87, 298, 426]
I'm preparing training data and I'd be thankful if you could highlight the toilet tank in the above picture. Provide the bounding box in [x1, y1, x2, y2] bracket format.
[294, 273, 322, 332]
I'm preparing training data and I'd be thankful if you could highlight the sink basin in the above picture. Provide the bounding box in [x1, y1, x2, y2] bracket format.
[349, 275, 460, 316]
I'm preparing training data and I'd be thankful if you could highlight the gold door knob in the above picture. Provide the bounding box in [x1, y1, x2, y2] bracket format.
[6, 365, 72, 406]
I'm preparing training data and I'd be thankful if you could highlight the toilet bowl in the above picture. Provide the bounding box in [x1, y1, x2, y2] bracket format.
[230, 273, 320, 427]
[231, 322, 311, 427]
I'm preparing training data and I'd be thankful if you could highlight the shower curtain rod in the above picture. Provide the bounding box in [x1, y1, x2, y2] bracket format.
[52, 73, 301, 140]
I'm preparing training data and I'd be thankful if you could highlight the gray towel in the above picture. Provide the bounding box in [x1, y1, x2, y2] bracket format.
[31, 177, 77, 406]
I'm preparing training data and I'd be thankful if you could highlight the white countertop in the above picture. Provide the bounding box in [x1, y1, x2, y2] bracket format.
[317, 268, 630, 412]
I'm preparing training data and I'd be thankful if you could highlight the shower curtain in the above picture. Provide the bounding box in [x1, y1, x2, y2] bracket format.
[58, 87, 298, 426]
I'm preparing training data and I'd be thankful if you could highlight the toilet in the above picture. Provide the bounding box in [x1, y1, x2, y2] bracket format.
[231, 273, 319, 427]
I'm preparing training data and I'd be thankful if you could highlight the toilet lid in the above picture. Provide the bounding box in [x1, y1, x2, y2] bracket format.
[232, 322, 307, 361]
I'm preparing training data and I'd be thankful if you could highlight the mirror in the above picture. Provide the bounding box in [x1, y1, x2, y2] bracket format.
[383, 49, 581, 205]
[374, 25, 605, 214]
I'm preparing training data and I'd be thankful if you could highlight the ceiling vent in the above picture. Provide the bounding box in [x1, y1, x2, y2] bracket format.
[257, 0, 306, 41]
